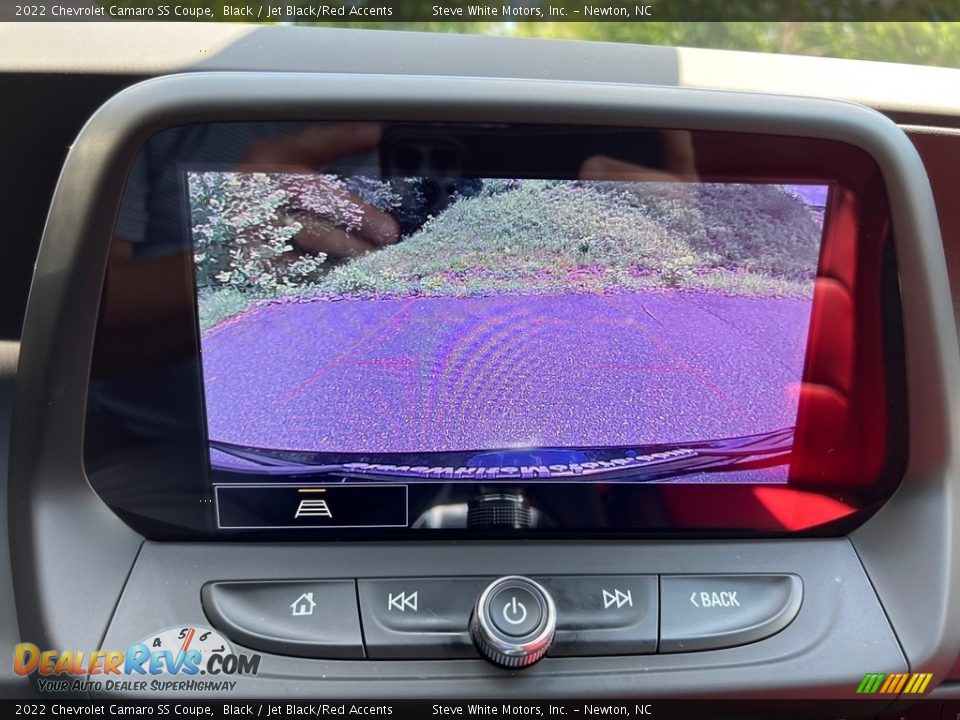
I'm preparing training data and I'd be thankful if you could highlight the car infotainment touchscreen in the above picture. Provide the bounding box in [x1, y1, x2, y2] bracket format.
[84, 122, 906, 537]
[196, 172, 823, 481]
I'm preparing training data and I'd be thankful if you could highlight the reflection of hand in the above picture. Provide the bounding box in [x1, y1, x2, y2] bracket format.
[244, 123, 399, 259]
[99, 123, 401, 370]
[579, 130, 698, 183]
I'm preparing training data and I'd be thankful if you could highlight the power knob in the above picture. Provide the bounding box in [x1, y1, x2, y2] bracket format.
[469, 576, 556, 669]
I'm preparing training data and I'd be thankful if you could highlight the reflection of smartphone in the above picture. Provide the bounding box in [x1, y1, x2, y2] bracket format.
[379, 127, 467, 179]
[378, 124, 668, 235]
[379, 124, 667, 180]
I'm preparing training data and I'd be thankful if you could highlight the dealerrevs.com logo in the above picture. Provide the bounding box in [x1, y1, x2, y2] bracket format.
[14, 626, 260, 693]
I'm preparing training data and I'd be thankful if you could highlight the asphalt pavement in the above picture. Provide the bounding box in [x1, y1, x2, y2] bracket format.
[201, 290, 811, 459]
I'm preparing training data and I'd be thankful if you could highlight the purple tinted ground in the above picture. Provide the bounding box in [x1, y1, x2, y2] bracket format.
[202, 290, 811, 484]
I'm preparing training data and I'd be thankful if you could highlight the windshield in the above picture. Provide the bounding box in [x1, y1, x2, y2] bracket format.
[79, 0, 960, 68]
[417, 22, 960, 69]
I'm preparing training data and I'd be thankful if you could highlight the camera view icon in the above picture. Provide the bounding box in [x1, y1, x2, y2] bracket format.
[295, 499, 332, 519]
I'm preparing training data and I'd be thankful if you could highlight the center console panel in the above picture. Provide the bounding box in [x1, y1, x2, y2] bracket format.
[9, 73, 960, 701]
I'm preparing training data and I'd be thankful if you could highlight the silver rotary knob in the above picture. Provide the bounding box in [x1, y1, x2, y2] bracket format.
[470, 576, 556, 668]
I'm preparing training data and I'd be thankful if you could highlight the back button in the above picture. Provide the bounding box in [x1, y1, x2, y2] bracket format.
[660, 574, 802, 653]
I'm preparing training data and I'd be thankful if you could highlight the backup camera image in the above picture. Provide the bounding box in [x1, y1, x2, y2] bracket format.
[191, 172, 827, 484]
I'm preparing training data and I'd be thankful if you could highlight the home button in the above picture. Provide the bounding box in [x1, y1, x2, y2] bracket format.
[202, 580, 364, 659]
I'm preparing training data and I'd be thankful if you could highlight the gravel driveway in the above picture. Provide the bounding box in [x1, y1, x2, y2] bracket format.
[201, 290, 811, 455]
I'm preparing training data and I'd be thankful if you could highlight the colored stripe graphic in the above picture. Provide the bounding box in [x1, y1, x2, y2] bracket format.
[903, 673, 933, 694]
[904, 674, 920, 694]
[891, 673, 909, 694]
[857, 672, 933, 694]
[857, 673, 885, 694]
[878, 674, 898, 693]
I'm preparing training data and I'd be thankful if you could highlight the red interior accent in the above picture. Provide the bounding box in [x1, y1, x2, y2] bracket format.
[658, 485, 856, 532]
[790, 181, 890, 491]
[661, 140, 896, 531]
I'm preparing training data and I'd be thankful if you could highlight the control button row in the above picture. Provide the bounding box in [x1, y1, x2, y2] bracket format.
[201, 574, 802, 660]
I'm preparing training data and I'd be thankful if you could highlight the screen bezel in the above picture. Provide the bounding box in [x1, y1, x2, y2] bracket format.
[14, 71, 958, 689]
[82, 121, 907, 541]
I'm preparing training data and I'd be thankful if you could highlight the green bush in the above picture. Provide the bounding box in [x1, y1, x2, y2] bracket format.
[193, 171, 400, 328]
[191, 171, 398, 294]
[323, 263, 383, 294]
[196, 287, 253, 332]
[315, 180, 820, 298]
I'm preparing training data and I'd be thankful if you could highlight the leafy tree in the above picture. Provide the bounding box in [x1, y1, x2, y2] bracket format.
[190, 172, 365, 293]
[508, 21, 960, 67]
